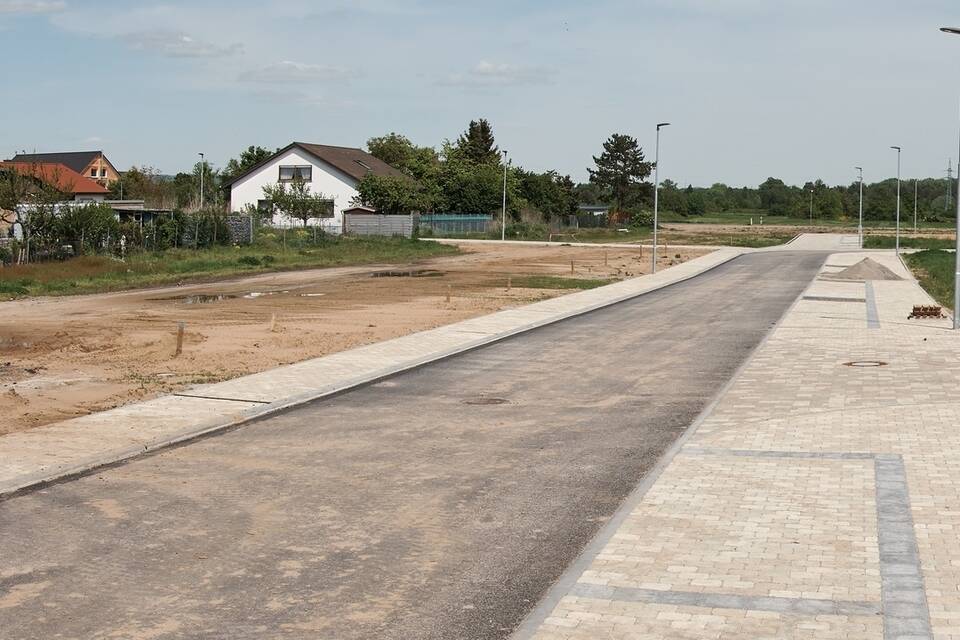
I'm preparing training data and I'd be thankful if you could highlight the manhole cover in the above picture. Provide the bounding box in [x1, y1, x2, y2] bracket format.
[843, 360, 888, 368]
[462, 397, 509, 405]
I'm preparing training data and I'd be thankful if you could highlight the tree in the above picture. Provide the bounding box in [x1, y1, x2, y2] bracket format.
[261, 177, 332, 226]
[222, 146, 273, 185]
[0, 162, 66, 262]
[455, 118, 499, 164]
[57, 203, 119, 255]
[437, 146, 504, 214]
[353, 175, 426, 215]
[588, 133, 652, 214]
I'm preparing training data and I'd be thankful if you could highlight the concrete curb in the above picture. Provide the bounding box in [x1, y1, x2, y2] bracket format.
[1, 249, 747, 499]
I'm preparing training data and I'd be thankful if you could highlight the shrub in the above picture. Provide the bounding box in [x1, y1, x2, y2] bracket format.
[0, 245, 11, 266]
[260, 254, 276, 265]
[237, 255, 261, 267]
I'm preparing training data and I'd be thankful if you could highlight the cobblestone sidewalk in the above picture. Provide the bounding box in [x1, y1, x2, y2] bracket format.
[516, 250, 959, 640]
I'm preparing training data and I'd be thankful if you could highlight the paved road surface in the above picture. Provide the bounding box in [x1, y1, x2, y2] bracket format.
[0, 251, 825, 640]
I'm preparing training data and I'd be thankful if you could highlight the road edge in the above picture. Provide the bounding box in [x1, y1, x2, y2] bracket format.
[1, 250, 747, 499]
[508, 251, 827, 639]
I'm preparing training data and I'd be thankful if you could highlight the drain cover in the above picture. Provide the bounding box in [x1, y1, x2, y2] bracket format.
[843, 360, 888, 368]
[462, 397, 509, 405]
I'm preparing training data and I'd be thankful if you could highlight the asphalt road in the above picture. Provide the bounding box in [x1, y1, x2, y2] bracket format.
[0, 251, 825, 640]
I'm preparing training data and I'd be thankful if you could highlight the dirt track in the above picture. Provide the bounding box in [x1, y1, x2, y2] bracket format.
[0, 242, 706, 435]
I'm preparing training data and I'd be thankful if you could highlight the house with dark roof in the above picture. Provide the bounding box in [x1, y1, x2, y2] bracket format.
[224, 142, 406, 232]
[8, 150, 119, 187]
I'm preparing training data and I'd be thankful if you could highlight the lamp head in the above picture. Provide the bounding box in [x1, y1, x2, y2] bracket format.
[941, 27, 960, 35]
[656, 122, 671, 130]
[890, 146, 901, 151]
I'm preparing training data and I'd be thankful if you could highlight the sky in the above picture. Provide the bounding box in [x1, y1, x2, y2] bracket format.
[2, 0, 960, 188]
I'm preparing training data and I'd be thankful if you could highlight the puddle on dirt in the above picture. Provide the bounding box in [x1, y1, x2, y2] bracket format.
[182, 294, 238, 304]
[243, 291, 288, 299]
[299, 293, 326, 297]
[370, 269, 445, 278]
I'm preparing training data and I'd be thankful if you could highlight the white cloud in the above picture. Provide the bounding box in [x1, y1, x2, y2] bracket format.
[81, 135, 103, 144]
[248, 88, 355, 110]
[122, 30, 242, 58]
[0, 0, 65, 14]
[238, 61, 352, 84]
[440, 60, 553, 87]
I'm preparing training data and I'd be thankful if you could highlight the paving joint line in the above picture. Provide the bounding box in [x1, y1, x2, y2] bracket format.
[679, 446, 932, 639]
[569, 583, 881, 617]
[172, 393, 271, 404]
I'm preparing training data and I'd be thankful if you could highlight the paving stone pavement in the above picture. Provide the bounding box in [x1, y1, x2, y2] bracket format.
[0, 248, 746, 497]
[515, 249, 960, 640]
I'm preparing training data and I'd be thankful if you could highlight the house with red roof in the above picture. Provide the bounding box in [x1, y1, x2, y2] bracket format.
[0, 161, 110, 202]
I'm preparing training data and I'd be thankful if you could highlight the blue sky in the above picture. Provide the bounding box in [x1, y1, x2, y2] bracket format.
[2, 0, 960, 187]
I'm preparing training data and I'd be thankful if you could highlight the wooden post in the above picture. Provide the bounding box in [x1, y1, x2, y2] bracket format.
[445, 285, 451, 303]
[175, 321, 185, 357]
[507, 277, 512, 291]
[604, 250, 608, 267]
[570, 260, 574, 274]
[270, 313, 277, 332]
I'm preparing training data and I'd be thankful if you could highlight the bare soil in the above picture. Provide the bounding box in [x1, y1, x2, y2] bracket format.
[0, 242, 706, 436]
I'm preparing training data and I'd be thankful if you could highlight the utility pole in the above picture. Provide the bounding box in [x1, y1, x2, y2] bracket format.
[947, 159, 953, 212]
[198, 152, 205, 210]
[914, 178, 918, 233]
[856, 167, 864, 248]
[500, 150, 508, 242]
[939, 26, 960, 330]
[891, 146, 901, 255]
[652, 122, 670, 273]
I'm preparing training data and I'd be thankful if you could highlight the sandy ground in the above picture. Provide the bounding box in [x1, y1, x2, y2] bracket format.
[0, 242, 707, 436]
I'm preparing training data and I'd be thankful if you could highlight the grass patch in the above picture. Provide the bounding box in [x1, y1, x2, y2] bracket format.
[864, 235, 957, 250]
[511, 276, 617, 290]
[904, 250, 955, 308]
[0, 236, 458, 299]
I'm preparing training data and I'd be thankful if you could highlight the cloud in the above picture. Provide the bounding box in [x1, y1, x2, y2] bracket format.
[440, 60, 553, 87]
[0, 0, 65, 14]
[238, 61, 352, 84]
[81, 135, 103, 144]
[122, 30, 242, 58]
[248, 88, 355, 110]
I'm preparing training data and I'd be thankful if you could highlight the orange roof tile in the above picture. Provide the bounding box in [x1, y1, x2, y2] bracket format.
[0, 161, 109, 195]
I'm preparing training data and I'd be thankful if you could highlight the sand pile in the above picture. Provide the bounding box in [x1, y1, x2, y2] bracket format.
[822, 258, 902, 281]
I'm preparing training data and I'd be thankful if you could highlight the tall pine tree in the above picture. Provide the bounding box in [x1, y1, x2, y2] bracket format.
[456, 118, 499, 164]
[588, 133, 652, 214]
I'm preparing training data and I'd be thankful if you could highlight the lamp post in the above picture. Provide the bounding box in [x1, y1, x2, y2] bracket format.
[500, 149, 508, 242]
[808, 187, 813, 223]
[856, 167, 864, 248]
[939, 26, 960, 330]
[914, 178, 919, 233]
[198, 152, 205, 210]
[652, 122, 670, 273]
[891, 146, 901, 255]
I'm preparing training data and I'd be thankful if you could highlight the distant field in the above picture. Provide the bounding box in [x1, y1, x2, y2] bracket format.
[904, 250, 955, 307]
[864, 235, 957, 250]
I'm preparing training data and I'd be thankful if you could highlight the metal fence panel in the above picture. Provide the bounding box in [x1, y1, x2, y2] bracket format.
[343, 214, 414, 238]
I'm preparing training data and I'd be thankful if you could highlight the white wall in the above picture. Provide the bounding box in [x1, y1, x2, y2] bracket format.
[229, 148, 359, 234]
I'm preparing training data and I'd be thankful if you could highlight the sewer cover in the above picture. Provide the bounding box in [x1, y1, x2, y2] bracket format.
[843, 360, 888, 367]
[462, 397, 509, 405]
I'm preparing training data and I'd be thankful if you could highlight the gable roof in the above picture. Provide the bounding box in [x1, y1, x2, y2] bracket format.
[9, 151, 107, 175]
[223, 142, 406, 186]
[0, 161, 110, 195]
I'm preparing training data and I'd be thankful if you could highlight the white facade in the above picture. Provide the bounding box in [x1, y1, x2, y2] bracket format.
[229, 148, 359, 234]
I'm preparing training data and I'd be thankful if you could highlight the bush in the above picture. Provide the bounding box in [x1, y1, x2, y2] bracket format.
[501, 221, 547, 240]
[260, 254, 276, 264]
[237, 255, 261, 267]
[0, 245, 11, 266]
[630, 210, 653, 227]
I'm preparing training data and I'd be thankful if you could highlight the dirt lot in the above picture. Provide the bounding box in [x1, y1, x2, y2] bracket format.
[0, 242, 707, 436]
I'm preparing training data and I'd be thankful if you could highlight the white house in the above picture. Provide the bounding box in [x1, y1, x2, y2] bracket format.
[225, 142, 406, 233]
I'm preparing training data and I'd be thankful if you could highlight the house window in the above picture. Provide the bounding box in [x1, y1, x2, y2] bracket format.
[90, 168, 97, 177]
[257, 199, 273, 214]
[100, 168, 107, 177]
[278, 165, 312, 182]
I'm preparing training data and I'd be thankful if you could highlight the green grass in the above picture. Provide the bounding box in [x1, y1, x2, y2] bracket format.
[904, 250, 955, 308]
[864, 235, 957, 250]
[0, 236, 458, 299]
[511, 275, 617, 290]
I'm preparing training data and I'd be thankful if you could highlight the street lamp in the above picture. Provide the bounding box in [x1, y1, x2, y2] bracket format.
[652, 122, 670, 273]
[855, 167, 864, 248]
[198, 152, 205, 210]
[914, 178, 919, 233]
[807, 187, 813, 223]
[500, 149, 508, 242]
[940, 26, 960, 330]
[891, 146, 901, 254]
